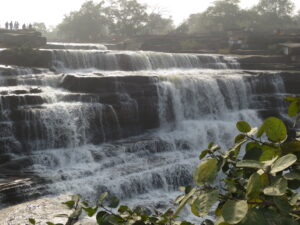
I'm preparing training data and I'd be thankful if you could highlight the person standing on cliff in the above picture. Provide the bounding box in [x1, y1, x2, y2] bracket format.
[9, 21, 13, 30]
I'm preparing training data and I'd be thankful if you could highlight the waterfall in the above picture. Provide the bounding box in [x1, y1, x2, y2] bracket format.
[51, 50, 240, 72]
[0, 47, 289, 215]
[46, 42, 108, 50]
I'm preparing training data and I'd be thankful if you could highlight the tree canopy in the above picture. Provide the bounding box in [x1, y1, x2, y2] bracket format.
[57, 0, 174, 42]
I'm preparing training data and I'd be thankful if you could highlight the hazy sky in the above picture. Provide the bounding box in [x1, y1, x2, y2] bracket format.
[1, 0, 300, 27]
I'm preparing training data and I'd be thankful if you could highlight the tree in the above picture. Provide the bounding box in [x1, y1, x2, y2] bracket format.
[255, 0, 295, 18]
[32, 22, 48, 34]
[57, 1, 110, 42]
[185, 0, 242, 34]
[107, 0, 149, 37]
[143, 13, 174, 35]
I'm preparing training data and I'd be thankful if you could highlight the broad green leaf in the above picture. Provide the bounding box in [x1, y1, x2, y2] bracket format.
[284, 172, 300, 180]
[46, 222, 55, 225]
[108, 196, 120, 208]
[285, 96, 300, 102]
[256, 125, 265, 138]
[263, 177, 287, 196]
[246, 173, 261, 199]
[282, 141, 300, 154]
[191, 190, 219, 217]
[194, 158, 218, 185]
[245, 142, 260, 152]
[259, 145, 279, 162]
[29, 218, 36, 224]
[288, 101, 299, 117]
[235, 134, 246, 144]
[221, 200, 248, 224]
[238, 208, 268, 225]
[271, 154, 297, 173]
[236, 121, 251, 133]
[83, 206, 98, 217]
[62, 200, 75, 209]
[199, 150, 210, 160]
[98, 192, 108, 204]
[118, 205, 129, 213]
[263, 117, 287, 142]
[273, 197, 292, 215]
[236, 160, 263, 169]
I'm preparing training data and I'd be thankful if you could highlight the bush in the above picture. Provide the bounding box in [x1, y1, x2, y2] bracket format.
[29, 97, 300, 225]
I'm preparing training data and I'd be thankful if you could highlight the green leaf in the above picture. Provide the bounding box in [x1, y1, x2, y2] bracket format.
[282, 141, 300, 154]
[271, 154, 297, 173]
[263, 117, 287, 142]
[236, 160, 263, 169]
[273, 197, 292, 215]
[194, 158, 218, 185]
[98, 192, 108, 204]
[96, 211, 110, 225]
[259, 145, 279, 162]
[83, 206, 98, 217]
[236, 121, 251, 133]
[221, 200, 248, 224]
[256, 125, 265, 138]
[62, 200, 75, 209]
[199, 150, 210, 160]
[29, 218, 36, 224]
[191, 190, 219, 217]
[235, 134, 246, 144]
[238, 208, 268, 225]
[245, 142, 260, 152]
[108, 196, 120, 208]
[246, 173, 261, 199]
[263, 177, 287, 196]
[46, 222, 55, 225]
[284, 172, 300, 180]
[288, 101, 299, 117]
[285, 96, 300, 102]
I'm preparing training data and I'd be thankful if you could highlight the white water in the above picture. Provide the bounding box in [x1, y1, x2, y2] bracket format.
[0, 47, 287, 223]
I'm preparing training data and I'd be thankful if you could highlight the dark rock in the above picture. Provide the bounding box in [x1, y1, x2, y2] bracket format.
[0, 29, 46, 48]
[0, 49, 52, 68]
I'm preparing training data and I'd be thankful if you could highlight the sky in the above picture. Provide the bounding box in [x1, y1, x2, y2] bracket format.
[0, 0, 300, 28]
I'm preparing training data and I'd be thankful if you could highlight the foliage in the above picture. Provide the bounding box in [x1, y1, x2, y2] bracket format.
[57, 0, 174, 42]
[255, 0, 295, 18]
[57, 1, 110, 42]
[184, 0, 297, 34]
[29, 98, 300, 224]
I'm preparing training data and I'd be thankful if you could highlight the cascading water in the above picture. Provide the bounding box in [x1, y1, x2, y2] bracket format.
[51, 50, 240, 72]
[0, 46, 290, 224]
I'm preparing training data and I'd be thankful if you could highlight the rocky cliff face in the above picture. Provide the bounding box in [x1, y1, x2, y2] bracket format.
[0, 29, 46, 48]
